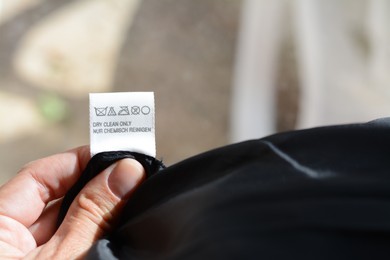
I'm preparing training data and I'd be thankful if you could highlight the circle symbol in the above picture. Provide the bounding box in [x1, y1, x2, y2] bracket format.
[131, 106, 140, 115]
[141, 106, 151, 115]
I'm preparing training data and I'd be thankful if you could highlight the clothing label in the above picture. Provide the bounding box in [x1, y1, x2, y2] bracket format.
[89, 92, 156, 157]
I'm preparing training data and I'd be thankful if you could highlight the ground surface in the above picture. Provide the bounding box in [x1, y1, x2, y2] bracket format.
[0, 0, 243, 183]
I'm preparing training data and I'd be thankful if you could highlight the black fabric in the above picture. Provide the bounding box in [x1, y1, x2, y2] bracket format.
[57, 151, 165, 227]
[63, 118, 390, 259]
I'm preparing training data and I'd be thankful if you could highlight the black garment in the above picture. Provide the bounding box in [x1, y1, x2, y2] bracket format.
[60, 118, 390, 259]
[57, 152, 165, 227]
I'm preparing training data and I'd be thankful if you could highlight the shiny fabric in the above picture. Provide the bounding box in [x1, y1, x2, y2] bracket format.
[60, 118, 390, 259]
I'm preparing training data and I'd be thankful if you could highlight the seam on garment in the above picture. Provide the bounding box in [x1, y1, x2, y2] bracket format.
[260, 140, 320, 178]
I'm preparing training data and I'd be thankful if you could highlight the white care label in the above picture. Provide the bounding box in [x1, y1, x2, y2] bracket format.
[89, 92, 156, 157]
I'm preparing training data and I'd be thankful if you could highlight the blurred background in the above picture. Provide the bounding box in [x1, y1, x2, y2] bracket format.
[0, 0, 389, 184]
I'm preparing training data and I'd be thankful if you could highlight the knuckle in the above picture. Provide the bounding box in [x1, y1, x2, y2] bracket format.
[76, 193, 116, 232]
[17, 161, 35, 176]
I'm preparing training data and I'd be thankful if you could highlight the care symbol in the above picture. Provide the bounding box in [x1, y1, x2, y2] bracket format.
[131, 106, 140, 115]
[118, 106, 130, 115]
[141, 106, 151, 115]
[94, 107, 107, 116]
[107, 107, 117, 116]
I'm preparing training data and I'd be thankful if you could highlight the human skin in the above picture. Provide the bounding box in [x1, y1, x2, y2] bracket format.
[0, 146, 145, 259]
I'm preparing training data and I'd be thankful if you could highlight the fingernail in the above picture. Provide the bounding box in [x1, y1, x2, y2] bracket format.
[108, 159, 145, 199]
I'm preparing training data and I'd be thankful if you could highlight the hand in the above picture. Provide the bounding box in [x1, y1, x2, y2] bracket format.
[0, 146, 145, 259]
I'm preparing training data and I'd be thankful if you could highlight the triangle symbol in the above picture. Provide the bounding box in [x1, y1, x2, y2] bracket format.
[108, 107, 117, 116]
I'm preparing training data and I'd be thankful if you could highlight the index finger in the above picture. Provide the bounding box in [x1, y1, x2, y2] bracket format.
[0, 146, 90, 227]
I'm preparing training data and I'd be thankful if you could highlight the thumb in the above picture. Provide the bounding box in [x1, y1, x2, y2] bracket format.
[36, 158, 145, 259]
